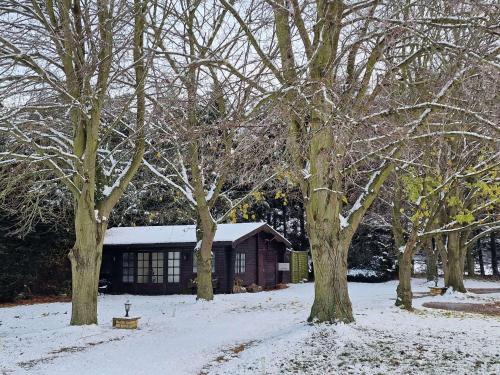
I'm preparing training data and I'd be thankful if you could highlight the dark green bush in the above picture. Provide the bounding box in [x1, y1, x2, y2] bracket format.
[0, 216, 72, 302]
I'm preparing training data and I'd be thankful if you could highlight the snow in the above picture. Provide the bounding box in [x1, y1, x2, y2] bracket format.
[104, 222, 286, 246]
[339, 213, 349, 229]
[347, 268, 378, 277]
[102, 161, 132, 197]
[1, 279, 499, 375]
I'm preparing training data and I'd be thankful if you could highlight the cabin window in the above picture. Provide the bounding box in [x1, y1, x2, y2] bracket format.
[193, 255, 215, 273]
[151, 252, 164, 283]
[122, 252, 135, 283]
[137, 252, 150, 283]
[167, 251, 180, 283]
[235, 252, 246, 274]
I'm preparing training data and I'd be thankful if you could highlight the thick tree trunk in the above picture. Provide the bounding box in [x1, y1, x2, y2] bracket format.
[308, 236, 352, 323]
[195, 217, 216, 301]
[396, 235, 417, 310]
[303, 115, 354, 323]
[69, 202, 106, 325]
[445, 232, 466, 292]
[425, 238, 437, 282]
[491, 231, 498, 276]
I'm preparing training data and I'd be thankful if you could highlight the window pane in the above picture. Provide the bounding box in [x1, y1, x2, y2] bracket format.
[235, 253, 245, 274]
[137, 252, 150, 283]
[167, 251, 180, 283]
[122, 252, 134, 283]
[151, 252, 164, 284]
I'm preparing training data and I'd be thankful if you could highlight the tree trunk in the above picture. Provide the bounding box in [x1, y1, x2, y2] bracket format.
[435, 234, 448, 285]
[396, 235, 417, 310]
[308, 236, 353, 323]
[304, 114, 353, 323]
[491, 231, 498, 276]
[391, 186, 405, 257]
[466, 246, 475, 276]
[282, 203, 288, 239]
[445, 232, 466, 292]
[425, 238, 437, 282]
[69, 202, 106, 325]
[477, 238, 485, 276]
[299, 204, 306, 250]
[195, 216, 216, 301]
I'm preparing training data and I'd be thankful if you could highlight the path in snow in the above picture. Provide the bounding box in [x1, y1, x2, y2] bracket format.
[0, 279, 499, 375]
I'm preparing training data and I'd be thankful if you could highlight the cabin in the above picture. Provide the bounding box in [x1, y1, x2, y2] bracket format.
[101, 222, 292, 295]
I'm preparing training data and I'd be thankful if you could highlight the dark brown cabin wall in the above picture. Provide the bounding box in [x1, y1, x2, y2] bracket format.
[226, 246, 236, 293]
[181, 249, 195, 293]
[234, 235, 258, 286]
[213, 246, 229, 293]
[257, 232, 266, 285]
[263, 242, 277, 287]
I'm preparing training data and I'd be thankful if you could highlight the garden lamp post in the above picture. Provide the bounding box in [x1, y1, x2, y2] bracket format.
[125, 300, 131, 317]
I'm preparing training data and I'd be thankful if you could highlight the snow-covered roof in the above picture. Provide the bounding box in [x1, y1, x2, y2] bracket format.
[104, 222, 291, 247]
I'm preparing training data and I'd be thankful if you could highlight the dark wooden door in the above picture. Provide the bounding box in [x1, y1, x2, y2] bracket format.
[135, 251, 166, 294]
[264, 247, 277, 288]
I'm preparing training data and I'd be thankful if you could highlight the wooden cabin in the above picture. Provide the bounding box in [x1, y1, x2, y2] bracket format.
[101, 222, 291, 295]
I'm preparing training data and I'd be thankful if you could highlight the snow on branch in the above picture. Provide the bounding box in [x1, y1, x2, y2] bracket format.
[144, 159, 197, 206]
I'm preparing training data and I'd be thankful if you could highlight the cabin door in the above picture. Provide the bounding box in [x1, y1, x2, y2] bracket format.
[264, 247, 277, 288]
[135, 251, 165, 294]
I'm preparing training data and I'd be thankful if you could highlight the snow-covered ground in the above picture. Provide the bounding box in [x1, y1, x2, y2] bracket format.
[1, 279, 499, 375]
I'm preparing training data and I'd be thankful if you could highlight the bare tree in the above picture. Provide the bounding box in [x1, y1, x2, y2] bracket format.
[218, 0, 499, 322]
[144, 0, 281, 300]
[0, 0, 148, 325]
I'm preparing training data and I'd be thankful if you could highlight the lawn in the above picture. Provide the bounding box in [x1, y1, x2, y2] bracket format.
[1, 279, 499, 375]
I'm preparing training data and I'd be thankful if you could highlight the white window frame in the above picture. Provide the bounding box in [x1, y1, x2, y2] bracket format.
[167, 251, 181, 283]
[235, 252, 246, 274]
[122, 252, 134, 283]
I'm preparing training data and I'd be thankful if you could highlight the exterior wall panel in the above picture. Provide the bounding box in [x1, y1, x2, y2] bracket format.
[234, 236, 258, 286]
